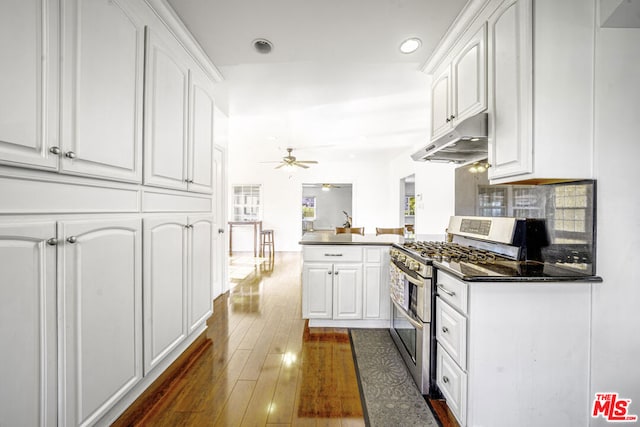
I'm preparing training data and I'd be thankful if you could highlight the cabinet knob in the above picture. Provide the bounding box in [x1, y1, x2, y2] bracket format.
[443, 375, 450, 384]
[218, 228, 225, 234]
[46, 238, 58, 246]
[450, 115, 456, 120]
[442, 326, 449, 333]
[49, 146, 61, 155]
[445, 117, 451, 123]
[328, 271, 332, 275]
[184, 224, 193, 229]
[66, 236, 77, 244]
[334, 271, 339, 275]
[184, 178, 194, 184]
[65, 151, 77, 159]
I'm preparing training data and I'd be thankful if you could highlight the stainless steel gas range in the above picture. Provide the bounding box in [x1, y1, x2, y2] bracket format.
[389, 215, 561, 396]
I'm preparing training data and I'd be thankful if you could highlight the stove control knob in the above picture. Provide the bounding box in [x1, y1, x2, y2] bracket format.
[398, 254, 406, 262]
[409, 261, 420, 271]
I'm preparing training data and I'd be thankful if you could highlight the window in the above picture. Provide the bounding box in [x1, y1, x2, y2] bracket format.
[302, 196, 316, 220]
[550, 184, 591, 244]
[232, 185, 261, 221]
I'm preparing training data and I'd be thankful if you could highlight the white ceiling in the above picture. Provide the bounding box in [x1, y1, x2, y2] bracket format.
[167, 0, 468, 162]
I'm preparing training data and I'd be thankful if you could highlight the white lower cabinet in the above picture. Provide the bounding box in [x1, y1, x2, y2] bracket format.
[301, 245, 389, 324]
[435, 269, 592, 427]
[59, 218, 143, 427]
[0, 222, 57, 426]
[143, 215, 213, 373]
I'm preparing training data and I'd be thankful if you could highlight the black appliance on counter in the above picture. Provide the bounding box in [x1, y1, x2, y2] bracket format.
[388, 215, 598, 397]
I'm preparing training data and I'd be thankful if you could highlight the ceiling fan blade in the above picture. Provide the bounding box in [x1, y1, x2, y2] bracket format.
[295, 160, 318, 164]
[294, 163, 309, 169]
[274, 163, 286, 169]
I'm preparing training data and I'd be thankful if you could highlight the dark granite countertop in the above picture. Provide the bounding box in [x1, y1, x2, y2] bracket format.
[433, 259, 603, 282]
[299, 231, 404, 246]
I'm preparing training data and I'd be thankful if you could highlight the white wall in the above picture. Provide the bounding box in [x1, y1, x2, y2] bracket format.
[590, 22, 640, 425]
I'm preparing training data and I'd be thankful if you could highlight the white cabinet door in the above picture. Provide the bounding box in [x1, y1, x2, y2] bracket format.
[363, 247, 389, 320]
[302, 263, 333, 319]
[487, 0, 533, 180]
[431, 65, 452, 140]
[0, 0, 58, 171]
[0, 222, 57, 427]
[333, 264, 363, 320]
[60, 0, 144, 182]
[143, 216, 188, 373]
[144, 28, 189, 191]
[187, 67, 215, 193]
[59, 218, 142, 427]
[453, 24, 487, 124]
[188, 215, 213, 333]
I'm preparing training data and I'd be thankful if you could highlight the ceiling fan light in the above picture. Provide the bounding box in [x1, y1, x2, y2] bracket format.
[322, 184, 331, 192]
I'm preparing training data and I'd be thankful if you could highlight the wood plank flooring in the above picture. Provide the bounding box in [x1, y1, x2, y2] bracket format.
[115, 252, 365, 426]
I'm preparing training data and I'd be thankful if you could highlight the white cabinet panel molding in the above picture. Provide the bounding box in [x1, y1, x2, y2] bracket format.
[60, 0, 145, 182]
[0, 222, 57, 427]
[0, 0, 59, 171]
[59, 218, 143, 427]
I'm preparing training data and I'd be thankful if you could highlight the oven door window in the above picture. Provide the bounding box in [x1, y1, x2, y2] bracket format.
[392, 304, 417, 363]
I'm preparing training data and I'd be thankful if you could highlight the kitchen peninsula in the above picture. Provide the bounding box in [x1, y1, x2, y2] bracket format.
[299, 232, 401, 327]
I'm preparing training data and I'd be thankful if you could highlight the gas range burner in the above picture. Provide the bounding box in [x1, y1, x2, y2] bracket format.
[402, 241, 509, 264]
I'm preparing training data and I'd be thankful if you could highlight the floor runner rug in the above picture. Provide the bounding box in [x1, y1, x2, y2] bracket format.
[350, 329, 439, 427]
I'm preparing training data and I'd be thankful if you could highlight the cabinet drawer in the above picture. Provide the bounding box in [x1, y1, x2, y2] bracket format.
[435, 270, 468, 314]
[437, 343, 467, 426]
[435, 297, 467, 369]
[303, 246, 362, 262]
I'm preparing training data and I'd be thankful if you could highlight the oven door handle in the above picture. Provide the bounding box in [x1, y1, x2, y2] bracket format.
[404, 272, 425, 287]
[391, 300, 424, 331]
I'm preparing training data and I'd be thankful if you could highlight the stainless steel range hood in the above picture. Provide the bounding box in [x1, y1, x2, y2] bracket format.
[411, 113, 488, 164]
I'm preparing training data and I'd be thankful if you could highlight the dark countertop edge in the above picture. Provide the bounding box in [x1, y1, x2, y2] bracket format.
[433, 262, 604, 283]
[298, 241, 396, 246]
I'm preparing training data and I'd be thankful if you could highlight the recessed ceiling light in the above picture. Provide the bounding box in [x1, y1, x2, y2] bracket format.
[253, 38, 273, 54]
[400, 38, 421, 54]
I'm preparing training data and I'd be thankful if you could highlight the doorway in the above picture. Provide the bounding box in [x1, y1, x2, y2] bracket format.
[400, 175, 415, 237]
[301, 184, 353, 233]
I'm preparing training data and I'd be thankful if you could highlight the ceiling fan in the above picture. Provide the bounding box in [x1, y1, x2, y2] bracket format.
[266, 148, 318, 169]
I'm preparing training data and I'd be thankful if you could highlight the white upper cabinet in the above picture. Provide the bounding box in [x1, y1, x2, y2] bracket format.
[188, 66, 215, 193]
[452, 24, 487, 125]
[0, 0, 59, 171]
[59, 0, 145, 182]
[144, 27, 190, 191]
[431, 25, 487, 142]
[487, 0, 595, 183]
[59, 218, 142, 426]
[0, 222, 57, 427]
[487, 0, 533, 180]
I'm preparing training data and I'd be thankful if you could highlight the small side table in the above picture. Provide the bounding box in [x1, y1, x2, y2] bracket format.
[228, 221, 262, 257]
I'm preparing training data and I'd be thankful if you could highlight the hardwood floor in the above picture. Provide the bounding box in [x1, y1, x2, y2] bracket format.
[114, 252, 458, 427]
[115, 252, 364, 426]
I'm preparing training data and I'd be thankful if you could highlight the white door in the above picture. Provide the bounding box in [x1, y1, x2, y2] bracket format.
[0, 222, 57, 426]
[487, 0, 533, 180]
[212, 146, 226, 299]
[60, 0, 144, 182]
[302, 263, 333, 319]
[431, 65, 452, 140]
[187, 66, 215, 193]
[59, 218, 142, 427]
[143, 216, 188, 373]
[188, 215, 214, 333]
[453, 24, 487, 123]
[144, 28, 189, 191]
[0, 0, 58, 171]
[333, 264, 363, 320]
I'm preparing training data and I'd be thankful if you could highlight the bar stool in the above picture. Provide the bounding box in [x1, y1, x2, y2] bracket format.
[260, 229, 274, 257]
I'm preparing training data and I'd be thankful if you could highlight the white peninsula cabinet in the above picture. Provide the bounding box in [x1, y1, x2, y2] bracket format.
[301, 244, 390, 328]
[434, 270, 592, 427]
[486, 0, 595, 183]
